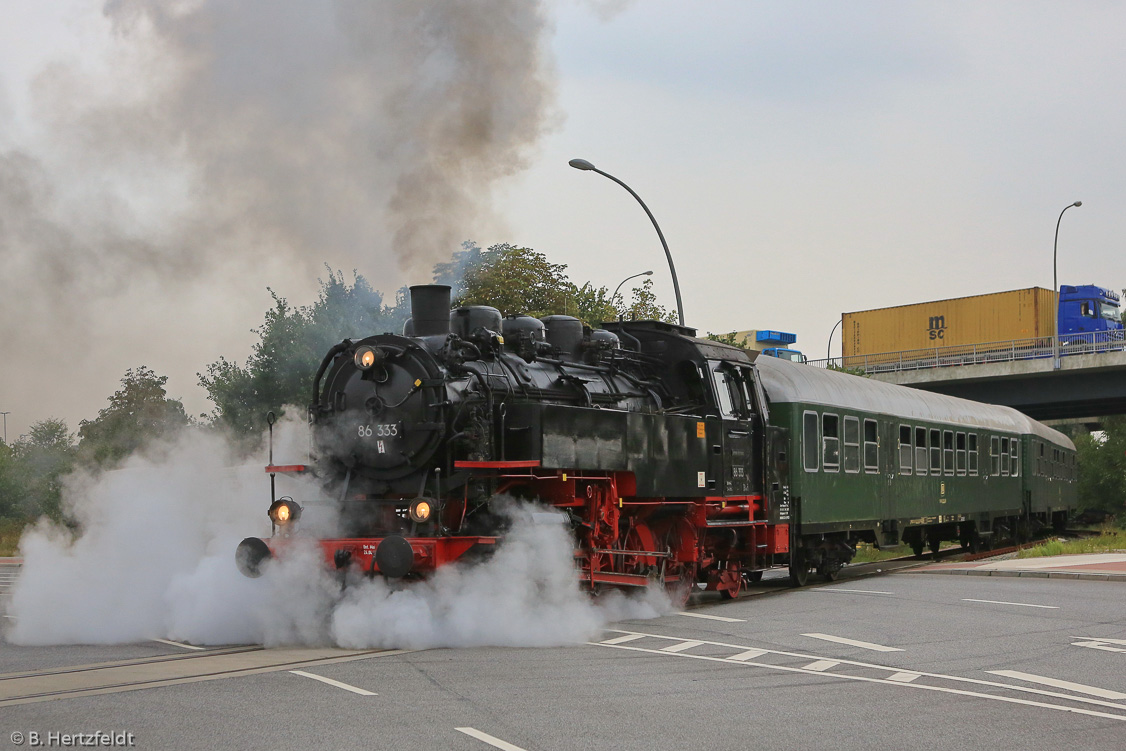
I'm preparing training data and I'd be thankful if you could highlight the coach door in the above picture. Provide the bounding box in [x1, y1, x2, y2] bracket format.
[882, 418, 898, 530]
[710, 361, 753, 496]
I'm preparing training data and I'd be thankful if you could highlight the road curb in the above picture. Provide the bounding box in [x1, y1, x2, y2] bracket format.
[907, 568, 1126, 582]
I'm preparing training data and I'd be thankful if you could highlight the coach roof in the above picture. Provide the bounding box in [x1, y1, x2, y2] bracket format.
[753, 355, 1074, 449]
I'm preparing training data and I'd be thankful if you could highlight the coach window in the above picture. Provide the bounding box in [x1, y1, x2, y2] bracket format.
[1010, 440, 1019, 477]
[990, 436, 1000, 476]
[968, 433, 979, 476]
[1000, 437, 1010, 476]
[898, 425, 912, 475]
[864, 419, 879, 473]
[843, 416, 860, 473]
[943, 430, 954, 476]
[803, 411, 819, 472]
[956, 432, 967, 476]
[929, 429, 941, 474]
[822, 413, 840, 472]
[915, 427, 927, 475]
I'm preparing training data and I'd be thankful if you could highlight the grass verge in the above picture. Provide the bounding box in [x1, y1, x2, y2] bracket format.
[0, 517, 29, 557]
[1018, 529, 1126, 558]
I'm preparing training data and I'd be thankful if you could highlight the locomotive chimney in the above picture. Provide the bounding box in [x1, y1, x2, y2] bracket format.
[410, 285, 452, 337]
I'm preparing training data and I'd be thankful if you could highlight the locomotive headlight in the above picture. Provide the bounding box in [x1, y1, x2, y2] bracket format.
[268, 499, 302, 525]
[354, 346, 378, 370]
[409, 498, 433, 523]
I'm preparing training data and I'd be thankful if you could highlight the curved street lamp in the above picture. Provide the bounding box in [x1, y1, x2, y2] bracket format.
[1052, 201, 1082, 369]
[827, 318, 843, 364]
[569, 158, 686, 326]
[612, 270, 654, 308]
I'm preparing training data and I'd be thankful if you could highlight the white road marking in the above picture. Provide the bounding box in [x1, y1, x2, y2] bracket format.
[888, 672, 920, 683]
[289, 670, 377, 696]
[455, 727, 528, 751]
[962, 598, 1059, 609]
[1073, 636, 1126, 646]
[987, 671, 1126, 701]
[1072, 640, 1126, 654]
[601, 634, 646, 645]
[728, 649, 767, 662]
[803, 660, 839, 672]
[813, 588, 894, 595]
[593, 632, 1126, 722]
[151, 638, 205, 651]
[661, 640, 704, 653]
[676, 611, 746, 622]
[802, 633, 904, 652]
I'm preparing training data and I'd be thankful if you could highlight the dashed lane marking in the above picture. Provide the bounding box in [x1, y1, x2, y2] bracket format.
[888, 672, 921, 683]
[455, 727, 528, 751]
[289, 670, 377, 696]
[728, 649, 767, 662]
[987, 671, 1126, 701]
[962, 598, 1059, 609]
[591, 630, 1126, 721]
[661, 640, 704, 653]
[801, 633, 904, 652]
[600, 634, 645, 645]
[812, 588, 894, 595]
[803, 660, 839, 672]
[676, 611, 746, 622]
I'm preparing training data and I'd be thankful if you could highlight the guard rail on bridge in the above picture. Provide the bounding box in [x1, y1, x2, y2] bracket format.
[808, 331, 1126, 375]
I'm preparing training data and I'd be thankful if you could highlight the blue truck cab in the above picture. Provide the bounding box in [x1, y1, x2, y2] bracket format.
[750, 330, 808, 363]
[1058, 285, 1123, 334]
[761, 347, 808, 363]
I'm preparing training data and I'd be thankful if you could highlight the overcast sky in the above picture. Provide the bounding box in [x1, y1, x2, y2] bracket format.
[2, 1, 1124, 441]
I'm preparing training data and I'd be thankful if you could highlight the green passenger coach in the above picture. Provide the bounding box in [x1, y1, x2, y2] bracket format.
[753, 356, 1077, 585]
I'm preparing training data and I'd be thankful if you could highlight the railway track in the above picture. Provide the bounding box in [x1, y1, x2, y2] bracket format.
[0, 643, 405, 707]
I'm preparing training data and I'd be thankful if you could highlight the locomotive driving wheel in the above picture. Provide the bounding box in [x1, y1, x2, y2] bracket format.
[667, 562, 698, 608]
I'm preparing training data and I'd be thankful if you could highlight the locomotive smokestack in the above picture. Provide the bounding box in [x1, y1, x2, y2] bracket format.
[410, 285, 452, 337]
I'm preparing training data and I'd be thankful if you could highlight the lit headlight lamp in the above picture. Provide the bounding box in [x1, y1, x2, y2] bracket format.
[354, 345, 382, 371]
[409, 498, 434, 524]
[268, 498, 302, 525]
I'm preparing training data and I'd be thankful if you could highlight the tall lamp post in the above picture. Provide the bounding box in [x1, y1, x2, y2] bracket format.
[1053, 201, 1082, 369]
[827, 319, 843, 364]
[612, 270, 653, 310]
[0, 412, 8, 445]
[569, 158, 686, 327]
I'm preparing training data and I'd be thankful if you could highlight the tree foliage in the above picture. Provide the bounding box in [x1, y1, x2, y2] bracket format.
[439, 242, 675, 326]
[1073, 417, 1126, 519]
[199, 269, 408, 442]
[0, 418, 76, 519]
[77, 367, 190, 468]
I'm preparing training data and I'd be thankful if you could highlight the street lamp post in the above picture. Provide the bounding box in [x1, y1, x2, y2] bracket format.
[569, 158, 686, 327]
[0, 412, 8, 445]
[612, 270, 654, 311]
[1053, 201, 1083, 369]
[827, 319, 843, 364]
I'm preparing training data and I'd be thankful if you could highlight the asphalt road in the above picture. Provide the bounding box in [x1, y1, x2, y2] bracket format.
[2, 571, 1124, 751]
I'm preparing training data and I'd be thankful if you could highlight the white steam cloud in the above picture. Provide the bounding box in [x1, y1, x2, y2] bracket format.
[5, 424, 667, 648]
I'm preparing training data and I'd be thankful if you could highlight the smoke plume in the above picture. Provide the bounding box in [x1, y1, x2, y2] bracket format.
[0, 0, 558, 432]
[5, 423, 667, 648]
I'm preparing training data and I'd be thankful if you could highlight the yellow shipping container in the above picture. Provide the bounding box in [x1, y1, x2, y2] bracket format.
[842, 287, 1056, 359]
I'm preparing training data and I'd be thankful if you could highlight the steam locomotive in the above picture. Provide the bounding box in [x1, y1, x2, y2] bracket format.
[236, 285, 1077, 600]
